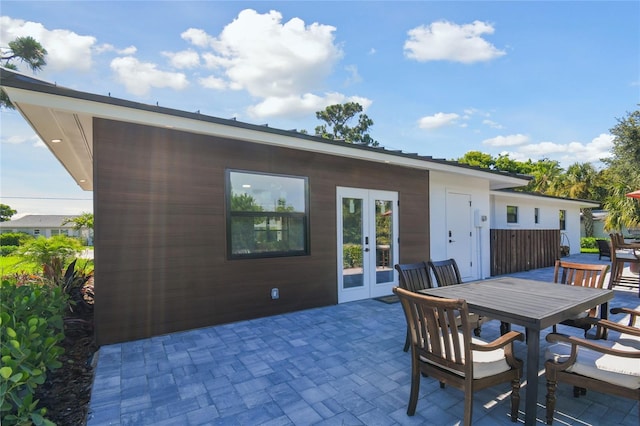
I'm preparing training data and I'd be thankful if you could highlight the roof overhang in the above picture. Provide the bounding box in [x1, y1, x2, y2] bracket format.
[2, 68, 531, 192]
[490, 190, 601, 208]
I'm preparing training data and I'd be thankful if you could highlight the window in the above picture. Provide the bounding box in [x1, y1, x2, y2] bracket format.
[534, 208, 540, 224]
[559, 209, 566, 230]
[507, 205, 518, 224]
[34, 229, 40, 235]
[226, 170, 309, 259]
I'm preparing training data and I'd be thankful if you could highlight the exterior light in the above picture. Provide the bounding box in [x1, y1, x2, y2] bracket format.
[51, 139, 62, 143]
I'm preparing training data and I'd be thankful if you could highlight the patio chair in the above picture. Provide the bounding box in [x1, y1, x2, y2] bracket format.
[393, 286, 524, 425]
[395, 262, 434, 351]
[551, 260, 610, 338]
[608, 233, 640, 296]
[544, 312, 640, 425]
[595, 239, 611, 260]
[428, 259, 489, 337]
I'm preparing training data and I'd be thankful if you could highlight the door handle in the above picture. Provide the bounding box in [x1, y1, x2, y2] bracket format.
[449, 239, 456, 243]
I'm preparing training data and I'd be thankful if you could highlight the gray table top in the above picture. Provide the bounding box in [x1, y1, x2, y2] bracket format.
[419, 276, 613, 330]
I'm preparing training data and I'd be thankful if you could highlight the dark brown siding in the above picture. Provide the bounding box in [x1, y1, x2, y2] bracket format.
[94, 119, 430, 344]
[490, 229, 560, 275]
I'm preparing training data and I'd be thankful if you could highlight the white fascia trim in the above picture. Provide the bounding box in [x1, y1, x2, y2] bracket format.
[6, 86, 529, 187]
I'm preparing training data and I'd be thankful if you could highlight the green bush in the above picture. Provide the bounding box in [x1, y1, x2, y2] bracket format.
[16, 236, 83, 282]
[0, 245, 18, 256]
[343, 244, 363, 268]
[580, 237, 597, 249]
[0, 232, 34, 247]
[0, 279, 65, 426]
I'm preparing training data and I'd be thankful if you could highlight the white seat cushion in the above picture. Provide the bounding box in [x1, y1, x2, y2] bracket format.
[421, 334, 512, 379]
[545, 341, 640, 389]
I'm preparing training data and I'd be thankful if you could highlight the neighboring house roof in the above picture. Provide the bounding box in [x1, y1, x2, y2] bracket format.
[0, 214, 78, 228]
[491, 189, 600, 208]
[1, 67, 532, 192]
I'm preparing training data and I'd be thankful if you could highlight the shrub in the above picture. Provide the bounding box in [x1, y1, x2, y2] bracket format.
[0, 279, 65, 425]
[343, 244, 363, 268]
[0, 245, 18, 256]
[16, 236, 83, 282]
[580, 237, 597, 249]
[0, 232, 33, 247]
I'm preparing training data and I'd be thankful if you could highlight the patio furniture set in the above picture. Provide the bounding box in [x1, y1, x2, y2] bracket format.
[394, 258, 640, 426]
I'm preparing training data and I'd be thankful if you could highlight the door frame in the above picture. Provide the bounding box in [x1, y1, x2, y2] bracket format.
[336, 187, 399, 303]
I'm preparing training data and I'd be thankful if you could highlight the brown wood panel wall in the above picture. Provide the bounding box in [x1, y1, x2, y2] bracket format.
[93, 118, 430, 344]
[490, 229, 560, 276]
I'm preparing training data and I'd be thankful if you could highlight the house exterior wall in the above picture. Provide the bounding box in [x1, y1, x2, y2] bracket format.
[0, 226, 79, 238]
[93, 118, 430, 344]
[429, 171, 491, 280]
[490, 194, 583, 254]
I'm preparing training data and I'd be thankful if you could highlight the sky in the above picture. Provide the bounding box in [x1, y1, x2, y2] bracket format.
[1, 1, 638, 217]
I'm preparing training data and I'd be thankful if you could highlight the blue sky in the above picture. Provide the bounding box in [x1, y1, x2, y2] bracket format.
[1, 1, 638, 217]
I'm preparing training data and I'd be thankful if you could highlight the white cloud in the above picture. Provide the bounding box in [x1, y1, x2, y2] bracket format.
[0, 16, 96, 71]
[483, 134, 530, 147]
[181, 28, 213, 48]
[344, 65, 362, 85]
[482, 119, 503, 129]
[96, 43, 137, 55]
[248, 93, 372, 119]
[418, 112, 460, 129]
[404, 20, 506, 63]
[162, 49, 200, 69]
[186, 9, 343, 100]
[110, 57, 189, 96]
[513, 134, 614, 165]
[198, 75, 227, 90]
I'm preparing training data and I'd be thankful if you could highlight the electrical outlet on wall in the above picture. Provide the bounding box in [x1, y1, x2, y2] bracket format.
[271, 288, 279, 299]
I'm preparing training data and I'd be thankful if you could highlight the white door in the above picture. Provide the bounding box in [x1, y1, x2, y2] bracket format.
[446, 192, 473, 280]
[337, 187, 398, 303]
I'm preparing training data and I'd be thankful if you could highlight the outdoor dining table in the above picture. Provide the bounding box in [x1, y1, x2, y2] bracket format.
[419, 276, 613, 426]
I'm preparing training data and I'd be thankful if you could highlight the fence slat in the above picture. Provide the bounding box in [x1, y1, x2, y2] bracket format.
[490, 229, 560, 275]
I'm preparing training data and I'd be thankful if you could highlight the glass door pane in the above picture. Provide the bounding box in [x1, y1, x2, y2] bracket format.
[375, 199, 394, 284]
[342, 197, 364, 289]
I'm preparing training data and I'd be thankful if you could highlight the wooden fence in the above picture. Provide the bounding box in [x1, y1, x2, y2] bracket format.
[490, 229, 560, 276]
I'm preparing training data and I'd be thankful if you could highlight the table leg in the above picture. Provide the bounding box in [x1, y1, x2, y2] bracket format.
[525, 327, 540, 426]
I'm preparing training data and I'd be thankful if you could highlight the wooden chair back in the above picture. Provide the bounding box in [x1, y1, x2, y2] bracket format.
[394, 262, 434, 292]
[394, 287, 472, 377]
[393, 286, 523, 424]
[553, 260, 609, 290]
[428, 258, 463, 287]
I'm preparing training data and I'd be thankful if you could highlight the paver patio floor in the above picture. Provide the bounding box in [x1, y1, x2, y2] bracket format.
[87, 254, 639, 425]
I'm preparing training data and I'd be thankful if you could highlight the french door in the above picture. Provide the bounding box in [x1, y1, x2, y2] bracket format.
[337, 187, 398, 303]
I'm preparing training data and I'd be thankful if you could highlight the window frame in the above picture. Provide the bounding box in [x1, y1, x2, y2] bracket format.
[225, 169, 310, 260]
[559, 209, 566, 230]
[506, 205, 518, 224]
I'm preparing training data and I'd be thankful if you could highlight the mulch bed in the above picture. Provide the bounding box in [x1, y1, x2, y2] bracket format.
[34, 292, 98, 425]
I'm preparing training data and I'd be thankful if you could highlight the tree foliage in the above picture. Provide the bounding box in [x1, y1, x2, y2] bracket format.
[0, 204, 17, 222]
[1, 36, 48, 109]
[602, 108, 640, 231]
[315, 102, 378, 146]
[62, 212, 94, 231]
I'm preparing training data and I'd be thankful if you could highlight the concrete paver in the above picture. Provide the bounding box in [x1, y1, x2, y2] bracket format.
[87, 254, 640, 425]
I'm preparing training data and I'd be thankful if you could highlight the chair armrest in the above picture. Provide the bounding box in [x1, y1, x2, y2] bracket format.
[577, 316, 640, 337]
[546, 333, 640, 358]
[610, 307, 640, 327]
[471, 330, 524, 352]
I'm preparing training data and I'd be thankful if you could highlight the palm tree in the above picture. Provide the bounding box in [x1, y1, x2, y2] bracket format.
[1, 36, 48, 109]
[554, 162, 606, 237]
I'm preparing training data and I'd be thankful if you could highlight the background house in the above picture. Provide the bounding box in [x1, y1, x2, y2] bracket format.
[3, 68, 597, 344]
[0, 214, 81, 239]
